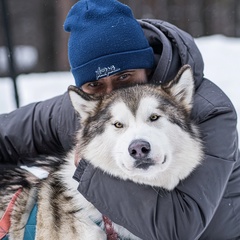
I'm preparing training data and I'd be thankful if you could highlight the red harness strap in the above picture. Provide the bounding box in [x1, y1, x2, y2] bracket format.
[102, 215, 118, 240]
[0, 188, 22, 239]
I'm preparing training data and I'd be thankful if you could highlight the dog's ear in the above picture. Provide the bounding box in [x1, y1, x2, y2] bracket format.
[68, 85, 99, 120]
[163, 65, 195, 112]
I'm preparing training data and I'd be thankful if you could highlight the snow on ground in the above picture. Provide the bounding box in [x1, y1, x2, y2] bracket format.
[0, 35, 240, 136]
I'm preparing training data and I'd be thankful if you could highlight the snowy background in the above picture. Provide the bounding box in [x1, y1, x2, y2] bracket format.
[0, 35, 239, 138]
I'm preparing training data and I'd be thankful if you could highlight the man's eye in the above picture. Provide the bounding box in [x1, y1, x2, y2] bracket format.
[118, 74, 130, 81]
[88, 82, 101, 88]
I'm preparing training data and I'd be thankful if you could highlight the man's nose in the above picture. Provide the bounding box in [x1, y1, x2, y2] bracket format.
[105, 83, 114, 94]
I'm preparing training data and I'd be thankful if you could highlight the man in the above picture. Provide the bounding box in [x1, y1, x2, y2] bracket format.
[0, 0, 239, 239]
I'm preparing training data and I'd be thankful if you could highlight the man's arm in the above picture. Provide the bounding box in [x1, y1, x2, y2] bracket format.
[0, 92, 79, 165]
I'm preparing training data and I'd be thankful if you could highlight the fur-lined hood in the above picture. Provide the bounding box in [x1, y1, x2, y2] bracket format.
[139, 19, 204, 89]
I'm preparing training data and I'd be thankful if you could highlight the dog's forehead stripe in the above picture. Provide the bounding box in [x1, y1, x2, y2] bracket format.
[110, 101, 135, 121]
[138, 97, 160, 116]
[115, 87, 167, 116]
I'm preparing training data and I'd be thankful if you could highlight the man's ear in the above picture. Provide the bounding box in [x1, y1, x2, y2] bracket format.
[163, 65, 195, 112]
[68, 85, 99, 121]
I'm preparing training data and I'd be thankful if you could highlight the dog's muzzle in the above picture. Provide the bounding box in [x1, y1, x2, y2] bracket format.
[128, 139, 154, 169]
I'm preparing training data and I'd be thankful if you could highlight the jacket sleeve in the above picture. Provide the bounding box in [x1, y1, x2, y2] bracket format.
[75, 79, 239, 240]
[0, 92, 79, 165]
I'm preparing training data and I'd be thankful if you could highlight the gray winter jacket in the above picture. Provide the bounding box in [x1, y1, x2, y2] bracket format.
[0, 19, 239, 239]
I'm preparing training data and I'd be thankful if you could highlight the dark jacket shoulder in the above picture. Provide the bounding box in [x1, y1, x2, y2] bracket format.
[0, 92, 78, 165]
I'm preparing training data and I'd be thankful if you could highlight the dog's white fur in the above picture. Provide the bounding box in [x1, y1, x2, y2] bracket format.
[1, 65, 203, 240]
[70, 65, 203, 190]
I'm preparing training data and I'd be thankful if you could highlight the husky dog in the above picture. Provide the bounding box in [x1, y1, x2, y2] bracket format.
[0, 65, 203, 239]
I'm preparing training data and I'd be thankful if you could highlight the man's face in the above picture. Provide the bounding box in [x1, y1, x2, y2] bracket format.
[81, 69, 150, 95]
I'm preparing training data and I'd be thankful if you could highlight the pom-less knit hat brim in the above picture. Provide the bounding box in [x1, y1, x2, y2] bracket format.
[64, 0, 155, 87]
[72, 48, 154, 87]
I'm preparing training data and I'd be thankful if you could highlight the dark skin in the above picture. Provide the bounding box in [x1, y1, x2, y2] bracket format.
[81, 69, 151, 95]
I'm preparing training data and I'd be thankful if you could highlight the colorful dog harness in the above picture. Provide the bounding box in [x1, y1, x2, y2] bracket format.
[0, 188, 37, 240]
[0, 188, 22, 239]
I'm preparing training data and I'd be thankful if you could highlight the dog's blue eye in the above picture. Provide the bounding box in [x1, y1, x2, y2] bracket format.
[149, 114, 160, 121]
[113, 122, 124, 128]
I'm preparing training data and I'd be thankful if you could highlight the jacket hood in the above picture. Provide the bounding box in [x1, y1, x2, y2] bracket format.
[138, 19, 204, 88]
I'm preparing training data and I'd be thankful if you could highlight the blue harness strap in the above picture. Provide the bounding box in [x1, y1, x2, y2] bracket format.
[23, 204, 37, 240]
[1, 204, 37, 240]
[2, 203, 132, 240]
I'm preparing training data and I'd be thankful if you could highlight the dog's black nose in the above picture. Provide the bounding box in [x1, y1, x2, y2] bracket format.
[128, 140, 151, 159]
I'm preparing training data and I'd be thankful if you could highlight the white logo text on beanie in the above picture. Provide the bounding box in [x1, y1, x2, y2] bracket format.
[95, 65, 121, 80]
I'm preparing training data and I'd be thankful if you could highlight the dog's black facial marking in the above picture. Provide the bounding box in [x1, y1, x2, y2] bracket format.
[155, 93, 199, 139]
[80, 101, 112, 148]
[165, 107, 199, 139]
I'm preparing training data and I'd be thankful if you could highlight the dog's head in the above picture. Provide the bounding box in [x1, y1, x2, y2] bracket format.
[68, 65, 203, 190]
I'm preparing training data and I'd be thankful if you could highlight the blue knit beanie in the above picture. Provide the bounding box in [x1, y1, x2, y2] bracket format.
[64, 0, 155, 87]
